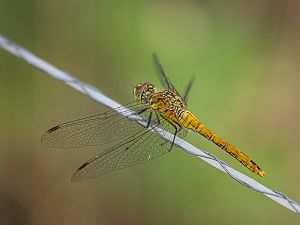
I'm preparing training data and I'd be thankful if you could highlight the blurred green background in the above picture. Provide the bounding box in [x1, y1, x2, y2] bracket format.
[1, 0, 300, 224]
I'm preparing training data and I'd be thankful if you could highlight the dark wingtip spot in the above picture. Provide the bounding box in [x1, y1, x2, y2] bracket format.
[47, 125, 60, 133]
[78, 162, 89, 171]
[71, 162, 89, 182]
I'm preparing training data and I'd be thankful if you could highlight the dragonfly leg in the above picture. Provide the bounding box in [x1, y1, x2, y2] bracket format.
[168, 122, 181, 151]
[136, 108, 148, 115]
[155, 112, 161, 125]
[146, 112, 153, 128]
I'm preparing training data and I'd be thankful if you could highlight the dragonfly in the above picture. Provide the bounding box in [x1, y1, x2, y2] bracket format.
[42, 54, 265, 181]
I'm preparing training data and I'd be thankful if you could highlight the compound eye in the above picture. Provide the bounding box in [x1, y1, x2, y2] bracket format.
[134, 83, 144, 96]
[143, 82, 155, 93]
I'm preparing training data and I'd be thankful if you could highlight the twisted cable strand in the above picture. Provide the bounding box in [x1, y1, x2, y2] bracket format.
[1, 35, 299, 215]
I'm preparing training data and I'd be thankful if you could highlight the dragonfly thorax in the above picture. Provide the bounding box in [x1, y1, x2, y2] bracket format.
[149, 90, 186, 114]
[133, 82, 156, 104]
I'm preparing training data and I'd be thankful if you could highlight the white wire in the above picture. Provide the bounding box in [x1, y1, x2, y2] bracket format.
[1, 35, 299, 215]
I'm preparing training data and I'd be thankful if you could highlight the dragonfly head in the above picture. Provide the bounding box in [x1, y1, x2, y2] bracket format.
[134, 82, 156, 103]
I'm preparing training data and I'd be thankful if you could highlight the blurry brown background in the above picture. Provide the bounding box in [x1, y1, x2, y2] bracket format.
[1, 0, 300, 225]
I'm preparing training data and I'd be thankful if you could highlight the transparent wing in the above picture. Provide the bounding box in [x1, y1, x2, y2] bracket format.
[152, 54, 183, 99]
[71, 116, 178, 181]
[182, 75, 195, 105]
[41, 101, 150, 148]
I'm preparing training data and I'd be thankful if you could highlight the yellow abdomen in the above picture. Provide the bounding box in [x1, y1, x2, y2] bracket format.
[177, 110, 265, 177]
